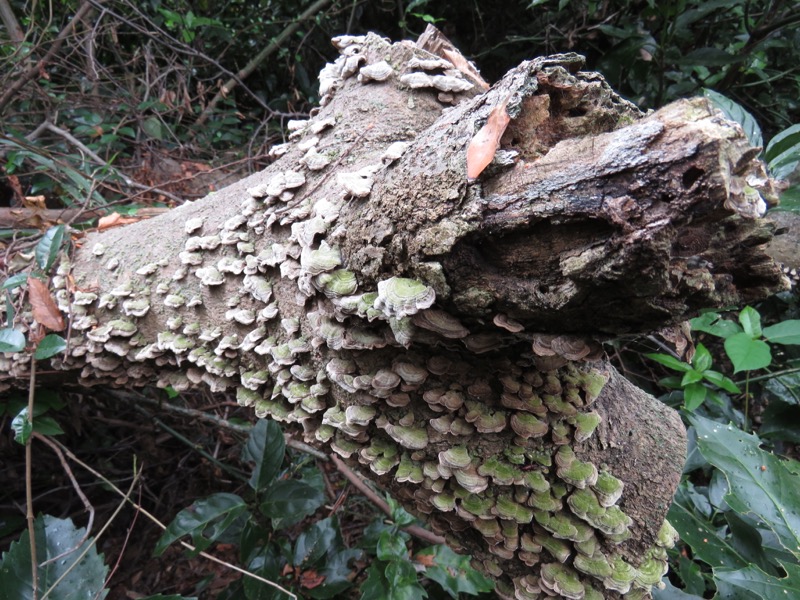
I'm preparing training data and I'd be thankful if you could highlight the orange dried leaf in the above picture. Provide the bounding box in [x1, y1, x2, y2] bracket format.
[414, 553, 436, 567]
[28, 277, 64, 331]
[466, 96, 511, 179]
[299, 569, 326, 589]
[98, 212, 141, 230]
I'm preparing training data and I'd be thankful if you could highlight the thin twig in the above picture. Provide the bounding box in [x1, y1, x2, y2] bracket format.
[34, 433, 96, 567]
[38, 459, 140, 600]
[26, 358, 38, 600]
[330, 455, 445, 546]
[44, 437, 297, 600]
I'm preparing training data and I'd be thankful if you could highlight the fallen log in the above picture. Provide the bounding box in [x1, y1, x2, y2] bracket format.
[1, 27, 786, 599]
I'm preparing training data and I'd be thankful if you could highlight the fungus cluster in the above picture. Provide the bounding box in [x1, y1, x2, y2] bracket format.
[0, 32, 682, 600]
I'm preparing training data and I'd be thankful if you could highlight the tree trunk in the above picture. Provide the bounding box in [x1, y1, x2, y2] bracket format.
[1, 28, 786, 600]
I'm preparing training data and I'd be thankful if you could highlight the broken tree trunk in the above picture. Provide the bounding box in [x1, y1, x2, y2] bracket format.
[1, 29, 787, 600]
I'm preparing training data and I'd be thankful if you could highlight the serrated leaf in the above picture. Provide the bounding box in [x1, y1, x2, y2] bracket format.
[259, 480, 324, 530]
[714, 562, 800, 599]
[0, 515, 109, 600]
[35, 334, 66, 359]
[34, 225, 66, 272]
[703, 89, 763, 150]
[241, 419, 285, 492]
[154, 493, 247, 557]
[763, 320, 800, 345]
[723, 333, 771, 373]
[0, 328, 26, 353]
[690, 415, 800, 559]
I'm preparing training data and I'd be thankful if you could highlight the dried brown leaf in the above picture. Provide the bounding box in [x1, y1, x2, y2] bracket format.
[28, 276, 64, 331]
[466, 96, 511, 179]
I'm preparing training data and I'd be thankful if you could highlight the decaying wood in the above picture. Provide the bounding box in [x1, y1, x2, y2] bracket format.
[0, 27, 787, 600]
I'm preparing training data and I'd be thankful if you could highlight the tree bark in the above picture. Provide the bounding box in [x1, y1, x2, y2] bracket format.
[1, 29, 786, 599]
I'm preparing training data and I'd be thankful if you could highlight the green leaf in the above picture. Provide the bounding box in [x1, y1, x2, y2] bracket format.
[141, 116, 165, 140]
[387, 496, 417, 527]
[377, 530, 408, 561]
[668, 485, 749, 570]
[31, 415, 64, 436]
[34, 225, 66, 271]
[10, 407, 32, 445]
[385, 559, 425, 593]
[702, 370, 741, 394]
[0, 328, 25, 353]
[681, 370, 705, 386]
[690, 415, 800, 559]
[692, 344, 713, 372]
[683, 383, 708, 411]
[360, 560, 426, 600]
[714, 562, 800, 599]
[646, 352, 691, 372]
[763, 320, 800, 345]
[154, 493, 248, 556]
[702, 89, 763, 150]
[34, 334, 66, 359]
[294, 516, 338, 567]
[679, 47, 740, 67]
[259, 480, 324, 530]
[723, 333, 771, 373]
[418, 545, 494, 597]
[691, 313, 742, 338]
[766, 124, 800, 180]
[241, 419, 285, 492]
[1, 273, 41, 290]
[738, 306, 762, 338]
[244, 549, 285, 600]
[140, 596, 198, 600]
[0, 515, 109, 600]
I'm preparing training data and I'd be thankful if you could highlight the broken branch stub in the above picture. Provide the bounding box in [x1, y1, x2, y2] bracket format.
[0, 28, 786, 600]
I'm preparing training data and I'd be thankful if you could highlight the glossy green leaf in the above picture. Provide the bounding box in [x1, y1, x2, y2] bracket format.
[154, 493, 248, 556]
[294, 516, 338, 567]
[241, 419, 285, 492]
[646, 352, 691, 372]
[652, 579, 705, 599]
[668, 485, 748, 570]
[1, 273, 40, 290]
[691, 313, 741, 338]
[31, 415, 64, 437]
[766, 124, 800, 164]
[377, 530, 408, 561]
[763, 320, 800, 345]
[723, 333, 771, 373]
[360, 560, 425, 600]
[692, 344, 713, 372]
[0, 328, 25, 353]
[681, 370, 704, 386]
[714, 561, 800, 599]
[34, 334, 67, 359]
[0, 515, 109, 600]
[703, 89, 763, 150]
[140, 596, 198, 600]
[683, 382, 708, 411]
[259, 480, 325, 530]
[702, 370, 741, 394]
[34, 225, 66, 271]
[690, 415, 800, 559]
[387, 496, 417, 528]
[244, 550, 285, 600]
[738, 306, 762, 338]
[418, 545, 494, 597]
[11, 407, 33, 445]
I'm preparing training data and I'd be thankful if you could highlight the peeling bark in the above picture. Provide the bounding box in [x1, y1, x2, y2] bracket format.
[1, 28, 787, 600]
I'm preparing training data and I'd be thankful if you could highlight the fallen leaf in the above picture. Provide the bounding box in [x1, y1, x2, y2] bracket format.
[98, 212, 142, 230]
[466, 95, 511, 180]
[28, 277, 64, 331]
[414, 553, 436, 567]
[299, 569, 326, 589]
